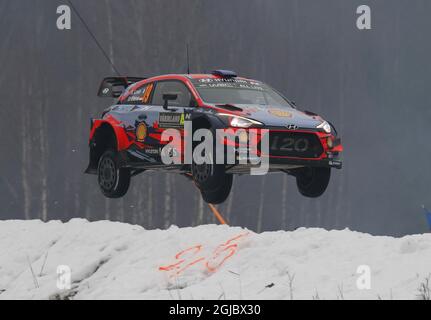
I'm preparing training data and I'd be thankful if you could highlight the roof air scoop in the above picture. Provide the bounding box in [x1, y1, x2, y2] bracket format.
[211, 70, 238, 78]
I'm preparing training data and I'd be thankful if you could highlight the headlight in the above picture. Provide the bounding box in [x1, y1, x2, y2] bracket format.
[217, 113, 263, 128]
[317, 121, 331, 133]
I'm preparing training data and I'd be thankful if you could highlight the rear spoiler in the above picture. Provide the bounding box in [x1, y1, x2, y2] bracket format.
[97, 77, 147, 98]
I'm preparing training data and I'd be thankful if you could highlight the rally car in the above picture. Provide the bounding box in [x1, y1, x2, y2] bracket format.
[86, 70, 343, 204]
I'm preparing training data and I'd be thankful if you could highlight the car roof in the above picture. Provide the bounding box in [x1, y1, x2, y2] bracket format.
[185, 74, 236, 79]
[141, 73, 255, 82]
[123, 73, 260, 99]
[120, 73, 264, 103]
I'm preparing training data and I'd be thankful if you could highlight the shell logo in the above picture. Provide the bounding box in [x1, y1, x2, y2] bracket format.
[268, 109, 293, 118]
[136, 122, 147, 142]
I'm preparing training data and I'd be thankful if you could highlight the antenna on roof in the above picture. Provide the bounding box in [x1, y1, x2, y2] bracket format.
[186, 43, 190, 74]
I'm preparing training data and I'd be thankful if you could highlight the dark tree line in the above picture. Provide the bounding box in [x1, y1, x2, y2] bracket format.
[0, 0, 430, 236]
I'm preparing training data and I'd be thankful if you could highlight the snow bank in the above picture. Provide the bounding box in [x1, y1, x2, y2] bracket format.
[0, 219, 430, 300]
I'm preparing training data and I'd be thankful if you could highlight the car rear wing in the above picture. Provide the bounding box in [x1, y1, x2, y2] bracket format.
[97, 77, 147, 98]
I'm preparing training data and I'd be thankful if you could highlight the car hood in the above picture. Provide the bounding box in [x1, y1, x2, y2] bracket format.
[212, 104, 324, 128]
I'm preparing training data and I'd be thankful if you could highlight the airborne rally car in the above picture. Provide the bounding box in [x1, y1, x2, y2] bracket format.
[86, 70, 343, 204]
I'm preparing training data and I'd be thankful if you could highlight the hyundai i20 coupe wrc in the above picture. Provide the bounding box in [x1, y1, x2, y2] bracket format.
[86, 70, 343, 204]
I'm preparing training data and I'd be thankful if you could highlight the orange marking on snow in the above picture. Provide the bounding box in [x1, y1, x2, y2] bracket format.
[159, 245, 205, 276]
[205, 232, 249, 272]
[159, 232, 250, 276]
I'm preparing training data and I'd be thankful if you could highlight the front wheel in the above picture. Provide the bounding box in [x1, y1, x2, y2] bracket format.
[97, 149, 131, 198]
[191, 137, 226, 190]
[295, 167, 331, 198]
[200, 174, 233, 204]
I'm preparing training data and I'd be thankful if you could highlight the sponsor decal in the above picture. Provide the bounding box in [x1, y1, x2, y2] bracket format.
[285, 124, 298, 130]
[159, 112, 184, 128]
[113, 105, 130, 111]
[135, 122, 147, 142]
[268, 109, 293, 118]
[138, 106, 152, 111]
[126, 83, 154, 103]
[270, 136, 309, 152]
[142, 83, 154, 103]
[193, 78, 264, 91]
[198, 78, 255, 84]
[244, 106, 265, 113]
[144, 147, 160, 155]
[127, 95, 143, 102]
[128, 149, 157, 163]
[179, 112, 192, 125]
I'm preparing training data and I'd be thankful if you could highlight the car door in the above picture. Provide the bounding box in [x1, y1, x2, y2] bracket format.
[149, 80, 196, 162]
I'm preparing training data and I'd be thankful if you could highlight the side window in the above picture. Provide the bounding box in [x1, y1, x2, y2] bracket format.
[125, 83, 154, 104]
[151, 81, 194, 107]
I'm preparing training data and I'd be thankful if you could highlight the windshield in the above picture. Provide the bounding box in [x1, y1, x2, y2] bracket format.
[191, 78, 293, 107]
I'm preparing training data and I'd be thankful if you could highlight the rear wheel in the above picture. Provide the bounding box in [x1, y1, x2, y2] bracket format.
[97, 149, 131, 198]
[200, 174, 233, 204]
[295, 167, 331, 198]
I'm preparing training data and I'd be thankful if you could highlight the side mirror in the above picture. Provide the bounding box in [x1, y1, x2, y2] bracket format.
[163, 93, 178, 110]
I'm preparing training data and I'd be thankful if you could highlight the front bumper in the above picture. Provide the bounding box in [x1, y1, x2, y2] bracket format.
[265, 156, 342, 169]
[222, 127, 343, 170]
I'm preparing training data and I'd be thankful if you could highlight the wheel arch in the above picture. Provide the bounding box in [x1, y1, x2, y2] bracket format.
[192, 113, 225, 132]
[85, 121, 120, 174]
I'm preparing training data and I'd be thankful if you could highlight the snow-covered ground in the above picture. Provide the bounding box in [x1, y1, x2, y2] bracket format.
[0, 219, 430, 300]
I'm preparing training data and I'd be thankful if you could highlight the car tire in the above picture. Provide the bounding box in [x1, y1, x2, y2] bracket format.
[191, 131, 226, 191]
[97, 149, 131, 198]
[200, 174, 233, 204]
[295, 167, 331, 198]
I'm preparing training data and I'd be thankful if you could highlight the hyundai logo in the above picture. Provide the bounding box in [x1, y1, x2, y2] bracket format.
[286, 124, 298, 130]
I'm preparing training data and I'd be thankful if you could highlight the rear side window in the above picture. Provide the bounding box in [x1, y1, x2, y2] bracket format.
[151, 81, 193, 107]
[125, 83, 154, 104]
